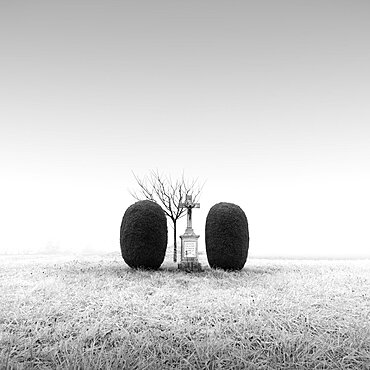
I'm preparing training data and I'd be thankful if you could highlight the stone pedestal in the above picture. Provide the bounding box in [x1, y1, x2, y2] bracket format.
[178, 228, 203, 272]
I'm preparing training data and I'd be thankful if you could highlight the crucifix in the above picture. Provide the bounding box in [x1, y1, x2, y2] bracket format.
[179, 195, 200, 231]
[178, 194, 202, 272]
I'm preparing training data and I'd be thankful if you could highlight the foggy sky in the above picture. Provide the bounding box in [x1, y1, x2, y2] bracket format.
[1, 1, 369, 257]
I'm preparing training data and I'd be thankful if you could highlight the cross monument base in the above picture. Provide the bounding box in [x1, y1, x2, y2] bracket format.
[178, 231, 203, 272]
[178, 260, 203, 272]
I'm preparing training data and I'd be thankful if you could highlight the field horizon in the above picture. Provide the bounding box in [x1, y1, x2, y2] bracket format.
[1, 249, 369, 262]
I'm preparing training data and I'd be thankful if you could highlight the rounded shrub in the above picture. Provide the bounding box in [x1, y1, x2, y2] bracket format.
[205, 202, 249, 270]
[120, 200, 168, 269]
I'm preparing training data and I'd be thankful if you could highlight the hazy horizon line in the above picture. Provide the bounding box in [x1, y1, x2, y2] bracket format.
[1, 251, 369, 261]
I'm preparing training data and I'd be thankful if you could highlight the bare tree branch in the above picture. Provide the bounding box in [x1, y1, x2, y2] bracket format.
[129, 170, 204, 262]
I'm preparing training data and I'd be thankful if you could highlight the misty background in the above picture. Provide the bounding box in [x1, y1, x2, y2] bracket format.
[1, 1, 369, 258]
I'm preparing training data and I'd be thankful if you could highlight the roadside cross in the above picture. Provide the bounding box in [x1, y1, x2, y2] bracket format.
[178, 194, 202, 272]
[179, 195, 200, 230]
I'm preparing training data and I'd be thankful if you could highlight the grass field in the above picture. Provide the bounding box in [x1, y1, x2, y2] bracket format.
[0, 253, 369, 369]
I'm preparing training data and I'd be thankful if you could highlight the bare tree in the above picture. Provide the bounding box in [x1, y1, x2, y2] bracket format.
[130, 170, 203, 262]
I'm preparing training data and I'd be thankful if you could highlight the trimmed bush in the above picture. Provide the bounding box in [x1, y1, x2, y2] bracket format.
[205, 202, 249, 270]
[120, 200, 168, 269]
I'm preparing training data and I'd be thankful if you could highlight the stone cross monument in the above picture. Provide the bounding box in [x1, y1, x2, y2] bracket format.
[178, 195, 202, 272]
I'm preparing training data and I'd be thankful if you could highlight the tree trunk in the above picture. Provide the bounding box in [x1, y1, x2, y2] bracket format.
[173, 221, 177, 263]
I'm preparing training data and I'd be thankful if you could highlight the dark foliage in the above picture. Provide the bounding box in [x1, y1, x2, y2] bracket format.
[205, 202, 249, 270]
[120, 200, 168, 269]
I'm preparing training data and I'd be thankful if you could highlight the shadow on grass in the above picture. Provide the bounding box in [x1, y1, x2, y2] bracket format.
[161, 256, 283, 276]
[44, 256, 283, 283]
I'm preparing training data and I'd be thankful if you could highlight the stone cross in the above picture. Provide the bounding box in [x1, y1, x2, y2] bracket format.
[179, 195, 200, 230]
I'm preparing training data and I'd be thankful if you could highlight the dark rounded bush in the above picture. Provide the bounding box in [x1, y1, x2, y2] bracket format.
[205, 202, 249, 270]
[120, 200, 168, 269]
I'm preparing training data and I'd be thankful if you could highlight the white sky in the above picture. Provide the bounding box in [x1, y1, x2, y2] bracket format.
[1, 1, 369, 258]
